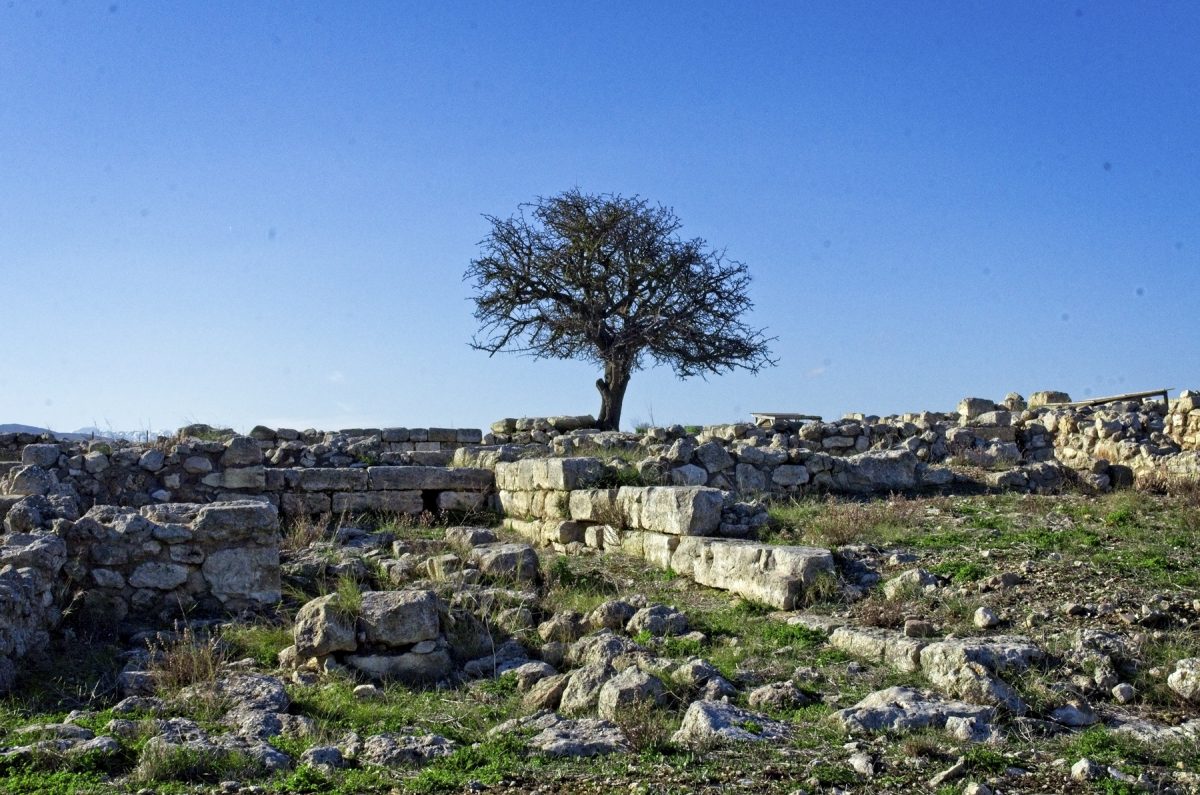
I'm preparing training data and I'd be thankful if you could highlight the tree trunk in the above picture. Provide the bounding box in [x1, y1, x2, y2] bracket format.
[596, 360, 631, 431]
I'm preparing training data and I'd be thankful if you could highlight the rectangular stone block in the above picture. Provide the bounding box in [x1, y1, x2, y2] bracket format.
[281, 492, 331, 516]
[641, 531, 680, 570]
[367, 466, 493, 492]
[332, 490, 423, 515]
[414, 442, 441, 452]
[617, 486, 724, 535]
[455, 428, 483, 444]
[427, 428, 458, 443]
[503, 517, 544, 545]
[494, 458, 605, 492]
[568, 489, 620, 523]
[220, 466, 266, 490]
[264, 468, 286, 492]
[497, 490, 533, 519]
[381, 427, 410, 442]
[670, 536, 718, 578]
[691, 541, 835, 609]
[584, 525, 605, 549]
[541, 520, 585, 545]
[298, 468, 368, 492]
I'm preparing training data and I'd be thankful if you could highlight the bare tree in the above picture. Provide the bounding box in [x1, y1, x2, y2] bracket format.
[465, 189, 776, 431]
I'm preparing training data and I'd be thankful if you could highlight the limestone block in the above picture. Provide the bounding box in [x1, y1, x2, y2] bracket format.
[182, 456, 213, 474]
[358, 590, 441, 647]
[456, 428, 483, 444]
[772, 465, 809, 487]
[346, 649, 452, 683]
[216, 466, 266, 491]
[540, 520, 585, 546]
[957, 397, 996, 422]
[21, 444, 60, 468]
[202, 546, 281, 606]
[497, 490, 529, 518]
[332, 490, 423, 515]
[690, 541, 835, 609]
[365, 465, 493, 492]
[618, 486, 724, 536]
[1029, 391, 1071, 408]
[6, 465, 55, 496]
[669, 536, 719, 578]
[568, 489, 620, 523]
[670, 464, 708, 487]
[129, 561, 189, 590]
[296, 468, 369, 492]
[495, 458, 605, 492]
[193, 500, 278, 542]
[221, 436, 263, 467]
[640, 532, 680, 570]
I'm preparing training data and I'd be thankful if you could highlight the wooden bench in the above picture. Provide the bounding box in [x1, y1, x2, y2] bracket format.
[751, 412, 823, 428]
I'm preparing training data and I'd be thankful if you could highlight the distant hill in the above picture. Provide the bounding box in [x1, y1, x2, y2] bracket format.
[0, 423, 103, 441]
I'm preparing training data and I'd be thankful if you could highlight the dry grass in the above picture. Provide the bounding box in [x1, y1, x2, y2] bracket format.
[769, 494, 928, 547]
[146, 624, 226, 692]
[281, 512, 330, 552]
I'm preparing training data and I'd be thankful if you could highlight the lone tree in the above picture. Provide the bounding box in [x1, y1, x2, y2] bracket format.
[465, 190, 776, 431]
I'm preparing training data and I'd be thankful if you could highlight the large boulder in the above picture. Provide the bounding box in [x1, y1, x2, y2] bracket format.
[671, 700, 788, 745]
[358, 590, 441, 648]
[468, 543, 539, 582]
[832, 686, 995, 740]
[293, 594, 357, 659]
[597, 667, 666, 721]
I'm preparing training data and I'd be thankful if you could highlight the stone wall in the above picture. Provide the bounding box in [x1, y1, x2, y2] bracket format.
[0, 531, 66, 690]
[60, 500, 282, 628]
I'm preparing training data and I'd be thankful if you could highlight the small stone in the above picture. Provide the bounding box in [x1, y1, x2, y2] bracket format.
[1111, 683, 1136, 704]
[904, 619, 935, 638]
[973, 607, 1000, 629]
[1070, 758, 1103, 781]
[354, 684, 383, 700]
[847, 751, 875, 777]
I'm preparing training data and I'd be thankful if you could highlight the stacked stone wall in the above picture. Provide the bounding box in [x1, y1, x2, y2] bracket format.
[60, 500, 282, 628]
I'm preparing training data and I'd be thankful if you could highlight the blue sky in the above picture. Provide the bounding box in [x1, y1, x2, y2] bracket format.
[2, 2, 1197, 433]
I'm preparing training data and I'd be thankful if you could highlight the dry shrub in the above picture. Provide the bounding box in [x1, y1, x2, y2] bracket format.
[146, 623, 226, 692]
[856, 598, 906, 629]
[281, 512, 330, 552]
[612, 699, 675, 752]
[805, 495, 924, 547]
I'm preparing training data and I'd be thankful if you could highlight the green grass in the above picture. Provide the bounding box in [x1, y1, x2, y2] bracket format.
[221, 622, 293, 669]
[0, 768, 115, 795]
[405, 733, 535, 793]
[928, 559, 988, 583]
[287, 677, 523, 745]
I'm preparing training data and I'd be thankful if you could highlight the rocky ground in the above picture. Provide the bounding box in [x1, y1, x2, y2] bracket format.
[1, 486, 1198, 795]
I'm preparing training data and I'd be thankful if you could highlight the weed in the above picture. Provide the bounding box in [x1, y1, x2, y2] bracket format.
[133, 741, 262, 784]
[612, 699, 676, 752]
[146, 624, 226, 693]
[330, 574, 364, 619]
[283, 513, 330, 552]
[222, 622, 293, 669]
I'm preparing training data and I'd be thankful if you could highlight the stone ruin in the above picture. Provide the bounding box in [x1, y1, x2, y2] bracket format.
[1, 388, 1199, 689]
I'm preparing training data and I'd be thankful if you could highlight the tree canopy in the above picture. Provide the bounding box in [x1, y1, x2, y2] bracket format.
[465, 189, 776, 430]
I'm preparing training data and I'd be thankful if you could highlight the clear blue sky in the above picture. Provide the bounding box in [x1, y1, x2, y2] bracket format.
[2, 2, 1197, 433]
